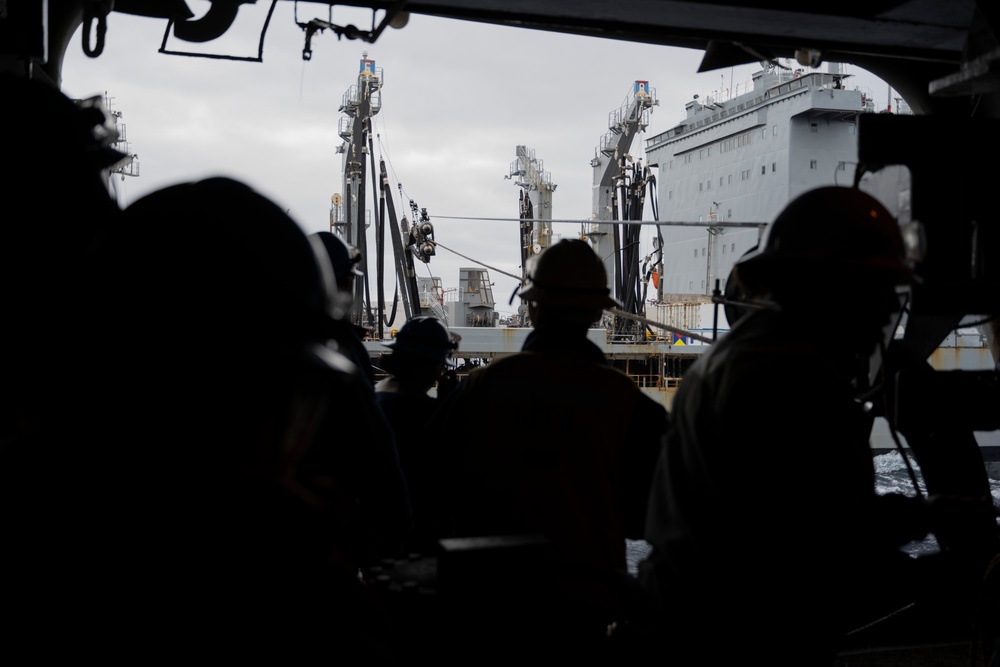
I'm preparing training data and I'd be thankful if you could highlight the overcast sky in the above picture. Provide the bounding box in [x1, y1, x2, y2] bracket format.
[61, 2, 892, 320]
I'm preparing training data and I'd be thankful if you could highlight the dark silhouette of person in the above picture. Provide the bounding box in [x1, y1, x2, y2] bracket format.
[637, 186, 996, 665]
[311, 230, 378, 389]
[374, 314, 459, 555]
[29, 176, 411, 660]
[0, 73, 130, 651]
[424, 238, 668, 657]
[0, 73, 125, 444]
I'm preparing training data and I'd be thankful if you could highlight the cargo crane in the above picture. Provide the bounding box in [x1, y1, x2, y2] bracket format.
[585, 81, 657, 340]
[331, 53, 433, 337]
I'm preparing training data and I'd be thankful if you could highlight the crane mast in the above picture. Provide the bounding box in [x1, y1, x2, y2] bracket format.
[586, 81, 657, 338]
[332, 53, 429, 333]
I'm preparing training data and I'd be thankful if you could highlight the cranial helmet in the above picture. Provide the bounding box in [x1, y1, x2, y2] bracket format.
[382, 315, 459, 364]
[312, 231, 364, 288]
[737, 186, 913, 284]
[516, 239, 621, 309]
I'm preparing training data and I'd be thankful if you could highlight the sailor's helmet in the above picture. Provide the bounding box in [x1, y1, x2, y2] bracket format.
[517, 239, 621, 310]
[381, 315, 459, 364]
[737, 186, 914, 285]
[312, 231, 364, 288]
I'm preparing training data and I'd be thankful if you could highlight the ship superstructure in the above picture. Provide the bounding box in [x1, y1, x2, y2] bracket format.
[646, 62, 874, 302]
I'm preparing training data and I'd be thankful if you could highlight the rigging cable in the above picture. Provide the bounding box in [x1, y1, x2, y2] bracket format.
[612, 167, 623, 303]
[428, 239, 520, 281]
[375, 129, 414, 210]
[374, 124, 420, 324]
[376, 153, 388, 337]
[428, 238, 711, 344]
[363, 127, 380, 331]
[370, 126, 402, 327]
[640, 172, 662, 307]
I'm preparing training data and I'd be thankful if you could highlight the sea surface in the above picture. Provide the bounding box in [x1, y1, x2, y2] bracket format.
[626, 450, 1000, 574]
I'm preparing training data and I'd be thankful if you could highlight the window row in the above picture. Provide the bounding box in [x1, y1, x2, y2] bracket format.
[670, 122, 856, 171]
[694, 242, 737, 258]
[673, 159, 848, 197]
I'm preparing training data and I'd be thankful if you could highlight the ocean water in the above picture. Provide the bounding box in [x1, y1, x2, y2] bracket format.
[626, 450, 1000, 574]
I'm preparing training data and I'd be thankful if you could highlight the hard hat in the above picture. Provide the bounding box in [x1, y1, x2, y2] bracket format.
[737, 186, 913, 283]
[312, 231, 364, 288]
[381, 315, 459, 363]
[516, 239, 621, 309]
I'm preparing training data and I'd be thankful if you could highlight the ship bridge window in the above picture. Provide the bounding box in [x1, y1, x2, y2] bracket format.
[810, 160, 818, 169]
[811, 123, 819, 133]
[772, 162, 776, 172]
[848, 124, 856, 135]
[837, 162, 846, 171]
[773, 126, 778, 136]
[731, 242, 736, 252]
[761, 165, 766, 175]
[761, 128, 766, 140]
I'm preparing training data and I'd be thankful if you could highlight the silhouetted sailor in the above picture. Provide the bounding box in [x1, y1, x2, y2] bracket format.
[312, 230, 378, 389]
[638, 186, 996, 664]
[425, 238, 668, 656]
[0, 74, 128, 650]
[0, 73, 125, 444]
[62, 177, 409, 659]
[374, 314, 459, 554]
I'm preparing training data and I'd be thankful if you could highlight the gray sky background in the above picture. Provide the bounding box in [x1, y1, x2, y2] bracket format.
[60, 2, 893, 320]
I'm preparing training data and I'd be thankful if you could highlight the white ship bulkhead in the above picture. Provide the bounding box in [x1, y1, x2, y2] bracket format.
[646, 66, 867, 300]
